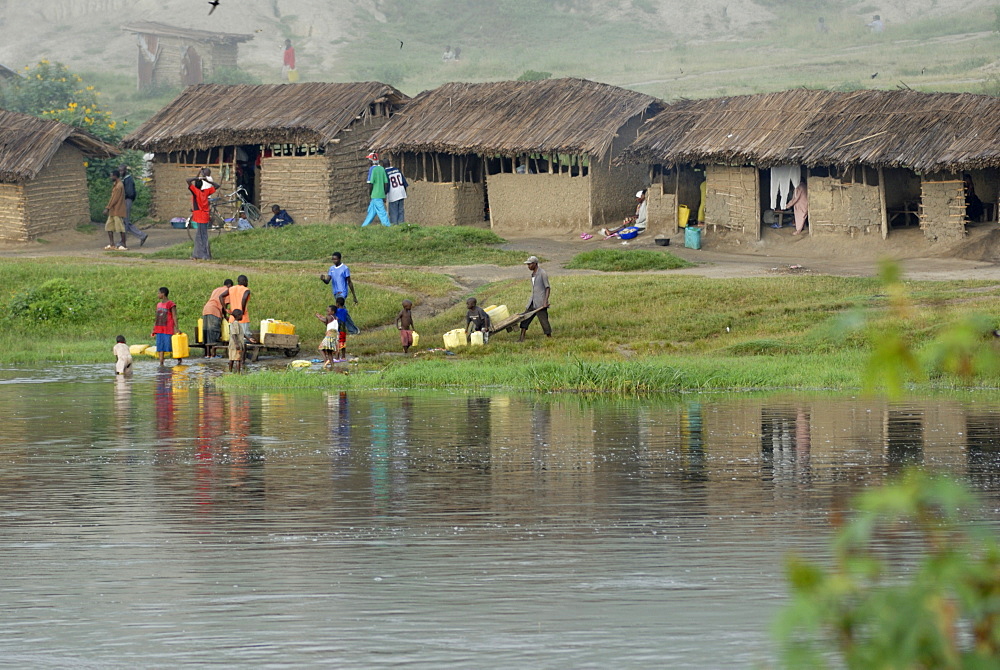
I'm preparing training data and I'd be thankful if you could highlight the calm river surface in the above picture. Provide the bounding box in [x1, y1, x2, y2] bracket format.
[2, 364, 999, 668]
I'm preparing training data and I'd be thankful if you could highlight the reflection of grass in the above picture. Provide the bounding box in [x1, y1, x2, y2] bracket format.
[150, 224, 526, 265]
[565, 249, 694, 272]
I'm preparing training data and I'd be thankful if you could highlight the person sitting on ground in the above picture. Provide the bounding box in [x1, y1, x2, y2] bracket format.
[601, 190, 649, 238]
[964, 174, 985, 222]
[465, 297, 491, 344]
[236, 209, 253, 230]
[265, 204, 294, 228]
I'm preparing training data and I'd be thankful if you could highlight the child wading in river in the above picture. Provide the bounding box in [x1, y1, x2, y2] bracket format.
[113, 335, 132, 375]
[315, 304, 339, 369]
[152, 287, 180, 366]
[396, 299, 415, 353]
[227, 308, 246, 373]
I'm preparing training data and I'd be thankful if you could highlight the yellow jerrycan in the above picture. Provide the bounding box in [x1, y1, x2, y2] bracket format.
[171, 332, 190, 359]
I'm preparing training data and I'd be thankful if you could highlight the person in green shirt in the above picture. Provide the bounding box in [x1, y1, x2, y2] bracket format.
[361, 151, 391, 227]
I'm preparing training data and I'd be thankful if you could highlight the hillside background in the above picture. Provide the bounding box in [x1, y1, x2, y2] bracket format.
[1, 0, 999, 123]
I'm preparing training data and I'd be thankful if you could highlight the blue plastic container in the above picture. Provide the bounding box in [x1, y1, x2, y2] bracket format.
[618, 226, 641, 240]
[684, 226, 702, 250]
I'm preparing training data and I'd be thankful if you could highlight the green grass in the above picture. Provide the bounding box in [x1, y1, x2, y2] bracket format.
[149, 224, 527, 265]
[565, 249, 695, 272]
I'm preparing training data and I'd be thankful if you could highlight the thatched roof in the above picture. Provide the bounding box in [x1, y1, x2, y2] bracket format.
[122, 21, 253, 44]
[621, 89, 1000, 173]
[121, 82, 408, 152]
[368, 78, 664, 158]
[0, 110, 119, 183]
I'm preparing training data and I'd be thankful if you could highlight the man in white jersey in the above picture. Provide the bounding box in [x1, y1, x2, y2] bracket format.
[382, 158, 409, 225]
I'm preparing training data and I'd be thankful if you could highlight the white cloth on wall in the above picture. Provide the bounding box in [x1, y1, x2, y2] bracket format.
[770, 165, 801, 209]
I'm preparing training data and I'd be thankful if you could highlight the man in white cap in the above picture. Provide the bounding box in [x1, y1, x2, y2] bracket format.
[601, 189, 648, 238]
[361, 151, 391, 227]
[519, 255, 551, 342]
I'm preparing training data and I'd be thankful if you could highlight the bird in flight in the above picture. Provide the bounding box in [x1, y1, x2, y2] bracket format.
[399, 40, 404, 49]
[208, 0, 220, 15]
[870, 72, 878, 79]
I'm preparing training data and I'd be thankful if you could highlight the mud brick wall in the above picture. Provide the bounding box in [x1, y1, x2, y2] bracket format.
[488, 172, 589, 230]
[150, 160, 235, 221]
[645, 182, 677, 236]
[406, 181, 485, 227]
[705, 165, 757, 236]
[328, 115, 391, 220]
[150, 40, 239, 89]
[920, 177, 966, 242]
[259, 155, 331, 224]
[0, 144, 91, 242]
[0, 183, 27, 241]
[589, 157, 648, 229]
[808, 176, 882, 236]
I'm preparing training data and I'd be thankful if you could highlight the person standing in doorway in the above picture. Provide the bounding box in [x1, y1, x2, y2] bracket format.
[519, 255, 551, 342]
[320, 251, 358, 305]
[361, 152, 391, 227]
[120, 164, 147, 247]
[186, 171, 215, 260]
[103, 170, 128, 251]
[779, 180, 809, 236]
[383, 158, 408, 225]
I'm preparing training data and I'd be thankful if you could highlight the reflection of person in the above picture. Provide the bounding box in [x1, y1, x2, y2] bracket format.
[383, 158, 408, 225]
[103, 170, 127, 251]
[519, 255, 551, 342]
[152, 286, 180, 367]
[228, 308, 246, 373]
[465, 297, 491, 344]
[202, 278, 233, 351]
[186, 171, 215, 260]
[320, 251, 358, 304]
[113, 335, 132, 375]
[265, 204, 294, 227]
[396, 299, 415, 353]
[780, 181, 809, 235]
[361, 152, 391, 227]
[120, 164, 147, 247]
[316, 304, 338, 369]
[601, 190, 648, 237]
[964, 174, 984, 221]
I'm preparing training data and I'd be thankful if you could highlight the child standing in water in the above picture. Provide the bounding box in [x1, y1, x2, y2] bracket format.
[334, 296, 351, 361]
[315, 304, 339, 369]
[113, 335, 132, 375]
[227, 308, 246, 373]
[152, 287, 180, 366]
[396, 299, 415, 353]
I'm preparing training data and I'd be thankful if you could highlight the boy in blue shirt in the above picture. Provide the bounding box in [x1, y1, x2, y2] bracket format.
[320, 251, 358, 304]
[265, 204, 294, 228]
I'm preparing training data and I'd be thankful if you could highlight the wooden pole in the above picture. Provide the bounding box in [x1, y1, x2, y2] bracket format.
[754, 168, 762, 241]
[673, 168, 680, 234]
[878, 167, 888, 240]
[451, 154, 456, 183]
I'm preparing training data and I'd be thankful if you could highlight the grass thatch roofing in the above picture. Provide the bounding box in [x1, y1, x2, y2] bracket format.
[368, 78, 664, 158]
[621, 89, 1000, 173]
[121, 82, 408, 153]
[0, 110, 119, 183]
[122, 21, 253, 44]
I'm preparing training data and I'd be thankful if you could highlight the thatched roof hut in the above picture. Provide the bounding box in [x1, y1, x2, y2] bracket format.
[621, 89, 1000, 173]
[620, 89, 1000, 244]
[370, 77, 663, 159]
[122, 82, 408, 224]
[122, 21, 254, 89]
[369, 78, 664, 230]
[0, 110, 117, 183]
[0, 110, 118, 241]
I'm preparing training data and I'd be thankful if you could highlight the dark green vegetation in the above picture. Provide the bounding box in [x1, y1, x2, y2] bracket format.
[149, 224, 527, 266]
[777, 471, 1000, 668]
[565, 249, 694, 272]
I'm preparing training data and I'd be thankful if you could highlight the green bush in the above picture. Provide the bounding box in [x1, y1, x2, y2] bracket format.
[7, 278, 99, 324]
[565, 248, 694, 272]
[206, 67, 262, 86]
[517, 70, 552, 81]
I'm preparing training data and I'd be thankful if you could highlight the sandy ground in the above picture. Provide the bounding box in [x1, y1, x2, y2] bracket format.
[3, 220, 1000, 289]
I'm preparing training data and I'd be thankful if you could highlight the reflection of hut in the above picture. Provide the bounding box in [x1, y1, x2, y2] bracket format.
[121, 21, 254, 90]
[0, 110, 118, 241]
[368, 78, 664, 230]
[120, 82, 408, 223]
[619, 89, 1000, 243]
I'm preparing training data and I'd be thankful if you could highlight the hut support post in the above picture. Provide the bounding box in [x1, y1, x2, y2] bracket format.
[878, 167, 888, 240]
[673, 168, 680, 234]
[754, 168, 762, 240]
[451, 155, 455, 183]
[422, 153, 427, 181]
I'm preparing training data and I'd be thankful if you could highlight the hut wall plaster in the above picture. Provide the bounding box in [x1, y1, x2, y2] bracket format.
[150, 160, 235, 220]
[645, 182, 677, 236]
[589, 157, 648, 228]
[807, 176, 882, 236]
[328, 115, 392, 217]
[259, 155, 331, 224]
[920, 176, 966, 242]
[488, 172, 589, 230]
[406, 181, 485, 227]
[704, 165, 757, 235]
[1, 144, 89, 241]
[0, 183, 27, 242]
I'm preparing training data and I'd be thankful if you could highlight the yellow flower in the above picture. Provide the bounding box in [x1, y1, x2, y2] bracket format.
[68, 102, 78, 109]
[85, 85, 94, 91]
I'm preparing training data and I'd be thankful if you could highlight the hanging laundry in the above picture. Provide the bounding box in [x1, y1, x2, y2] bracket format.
[770, 165, 801, 209]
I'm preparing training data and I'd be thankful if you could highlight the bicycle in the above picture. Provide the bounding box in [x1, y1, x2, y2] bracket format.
[186, 185, 261, 241]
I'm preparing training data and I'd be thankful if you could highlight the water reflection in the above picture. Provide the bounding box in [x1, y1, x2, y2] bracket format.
[1, 366, 999, 668]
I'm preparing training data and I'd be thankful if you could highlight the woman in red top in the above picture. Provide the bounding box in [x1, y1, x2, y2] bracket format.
[152, 286, 181, 366]
[187, 171, 216, 260]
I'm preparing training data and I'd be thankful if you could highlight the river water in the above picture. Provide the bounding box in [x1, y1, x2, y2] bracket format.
[2, 364, 999, 668]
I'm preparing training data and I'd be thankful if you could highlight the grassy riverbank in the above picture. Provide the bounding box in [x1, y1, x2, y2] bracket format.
[4, 250, 1000, 392]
